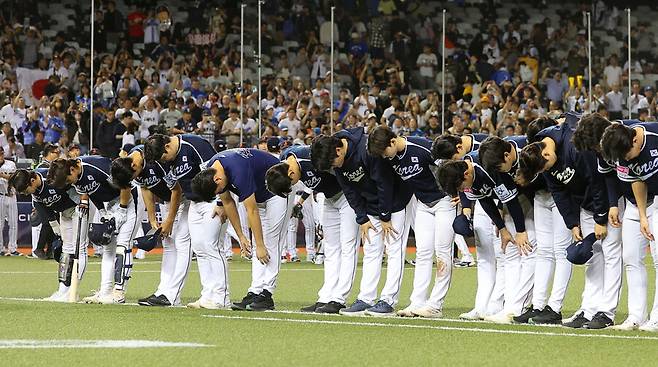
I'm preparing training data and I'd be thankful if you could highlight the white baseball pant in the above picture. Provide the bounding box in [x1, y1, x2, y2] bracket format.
[248, 195, 289, 295]
[621, 201, 655, 324]
[154, 201, 192, 305]
[472, 200, 505, 316]
[59, 207, 88, 287]
[357, 198, 414, 307]
[532, 191, 573, 312]
[455, 235, 474, 263]
[188, 200, 230, 306]
[577, 205, 623, 320]
[316, 193, 359, 304]
[225, 194, 248, 254]
[0, 194, 17, 252]
[31, 223, 40, 252]
[648, 210, 658, 321]
[502, 206, 536, 316]
[286, 193, 316, 258]
[407, 196, 456, 310]
[98, 198, 140, 296]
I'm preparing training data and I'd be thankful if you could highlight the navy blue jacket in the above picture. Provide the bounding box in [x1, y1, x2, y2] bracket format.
[615, 122, 658, 197]
[209, 148, 278, 203]
[387, 136, 445, 204]
[334, 128, 412, 225]
[130, 145, 173, 202]
[281, 145, 341, 198]
[74, 156, 121, 209]
[33, 168, 77, 221]
[167, 134, 216, 201]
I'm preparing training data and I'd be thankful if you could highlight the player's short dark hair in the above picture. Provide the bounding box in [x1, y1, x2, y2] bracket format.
[600, 123, 636, 163]
[42, 144, 59, 157]
[265, 163, 292, 198]
[47, 158, 77, 189]
[479, 136, 512, 173]
[191, 168, 217, 202]
[144, 134, 170, 162]
[518, 142, 547, 183]
[310, 135, 343, 172]
[432, 135, 462, 160]
[436, 160, 468, 197]
[367, 125, 397, 157]
[526, 116, 557, 143]
[111, 157, 135, 189]
[572, 113, 612, 152]
[8, 169, 35, 194]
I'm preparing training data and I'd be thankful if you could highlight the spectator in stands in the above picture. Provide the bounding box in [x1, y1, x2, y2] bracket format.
[7, 136, 24, 160]
[160, 98, 182, 132]
[605, 83, 624, 120]
[96, 109, 120, 158]
[416, 45, 438, 90]
[44, 108, 64, 144]
[603, 54, 622, 90]
[25, 130, 46, 160]
[222, 108, 241, 148]
[629, 81, 649, 118]
[103, 0, 124, 48]
[543, 69, 568, 104]
[175, 110, 197, 134]
[21, 26, 42, 68]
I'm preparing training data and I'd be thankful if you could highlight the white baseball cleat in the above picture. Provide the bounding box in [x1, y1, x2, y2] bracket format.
[134, 249, 146, 260]
[44, 290, 66, 302]
[98, 290, 125, 304]
[186, 299, 230, 310]
[396, 305, 420, 317]
[412, 306, 443, 319]
[313, 254, 325, 265]
[639, 320, 658, 332]
[83, 291, 102, 304]
[611, 319, 640, 331]
[484, 311, 514, 324]
[459, 309, 483, 320]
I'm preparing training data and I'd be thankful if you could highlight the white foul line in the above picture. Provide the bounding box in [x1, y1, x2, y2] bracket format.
[202, 314, 658, 341]
[0, 339, 212, 348]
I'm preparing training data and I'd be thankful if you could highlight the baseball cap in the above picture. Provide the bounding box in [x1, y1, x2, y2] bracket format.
[133, 228, 162, 252]
[645, 86, 654, 92]
[214, 138, 227, 152]
[452, 214, 474, 238]
[267, 137, 281, 151]
[566, 233, 597, 265]
[367, 112, 377, 120]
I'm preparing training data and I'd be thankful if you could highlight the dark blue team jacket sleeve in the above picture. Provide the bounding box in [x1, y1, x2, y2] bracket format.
[459, 192, 474, 209]
[544, 172, 579, 229]
[582, 153, 609, 225]
[370, 155, 394, 222]
[33, 201, 56, 223]
[335, 171, 369, 225]
[478, 196, 506, 230]
[504, 196, 526, 232]
[605, 173, 621, 208]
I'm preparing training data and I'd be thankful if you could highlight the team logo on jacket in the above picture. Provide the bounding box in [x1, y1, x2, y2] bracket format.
[343, 167, 365, 182]
[393, 163, 423, 180]
[552, 167, 575, 184]
[627, 157, 658, 178]
[304, 176, 322, 189]
[236, 149, 253, 159]
[40, 193, 62, 206]
[77, 181, 100, 194]
[652, 149, 658, 157]
[493, 184, 515, 202]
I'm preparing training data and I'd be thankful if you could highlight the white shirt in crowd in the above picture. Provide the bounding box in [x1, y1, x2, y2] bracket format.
[311, 87, 329, 107]
[603, 64, 622, 89]
[605, 90, 623, 112]
[260, 98, 275, 110]
[630, 93, 649, 114]
[115, 108, 141, 123]
[354, 95, 376, 118]
[416, 52, 438, 78]
[237, 118, 257, 134]
[278, 118, 301, 138]
[139, 108, 159, 139]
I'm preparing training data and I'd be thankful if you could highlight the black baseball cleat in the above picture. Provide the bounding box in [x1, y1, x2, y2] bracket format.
[146, 294, 172, 307]
[231, 292, 258, 311]
[529, 306, 562, 324]
[300, 302, 325, 313]
[316, 301, 346, 314]
[513, 308, 540, 324]
[562, 312, 589, 328]
[584, 312, 614, 330]
[246, 290, 275, 311]
[138, 294, 157, 306]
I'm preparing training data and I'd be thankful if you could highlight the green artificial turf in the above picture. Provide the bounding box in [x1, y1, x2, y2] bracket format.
[1, 253, 658, 366]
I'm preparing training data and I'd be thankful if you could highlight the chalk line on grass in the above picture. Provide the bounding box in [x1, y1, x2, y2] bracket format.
[202, 314, 658, 341]
[0, 339, 212, 349]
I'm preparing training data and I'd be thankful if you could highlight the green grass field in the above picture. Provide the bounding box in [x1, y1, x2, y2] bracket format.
[2, 252, 658, 366]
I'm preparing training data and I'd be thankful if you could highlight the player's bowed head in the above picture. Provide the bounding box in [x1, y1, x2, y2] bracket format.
[47, 158, 81, 189]
[310, 135, 347, 171]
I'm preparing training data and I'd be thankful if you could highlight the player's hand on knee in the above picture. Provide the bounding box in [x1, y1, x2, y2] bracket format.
[594, 223, 607, 240]
[115, 206, 128, 229]
[238, 235, 252, 257]
[211, 205, 226, 223]
[255, 245, 269, 264]
[360, 221, 375, 244]
[291, 203, 304, 219]
[160, 219, 174, 238]
[640, 216, 654, 241]
[608, 207, 621, 228]
[77, 199, 89, 218]
[381, 220, 398, 243]
[499, 228, 515, 254]
[515, 231, 531, 255]
[571, 226, 583, 242]
[450, 196, 460, 207]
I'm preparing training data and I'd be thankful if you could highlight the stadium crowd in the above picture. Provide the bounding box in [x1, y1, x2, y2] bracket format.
[0, 0, 655, 257]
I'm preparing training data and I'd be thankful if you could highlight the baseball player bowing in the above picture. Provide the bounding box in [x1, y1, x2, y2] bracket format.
[191, 148, 288, 311]
[600, 119, 658, 331]
[143, 134, 222, 309]
[47, 156, 140, 304]
[437, 148, 531, 324]
[10, 168, 85, 301]
[111, 144, 190, 307]
[266, 144, 360, 314]
[431, 133, 489, 161]
[367, 126, 455, 318]
[518, 112, 620, 329]
[311, 128, 414, 317]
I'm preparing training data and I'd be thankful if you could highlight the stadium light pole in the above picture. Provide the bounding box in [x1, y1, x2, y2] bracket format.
[240, 4, 245, 146]
[627, 8, 632, 119]
[90, 0, 94, 150]
[330, 6, 335, 135]
[258, 0, 263, 139]
[441, 9, 446, 134]
[587, 12, 592, 113]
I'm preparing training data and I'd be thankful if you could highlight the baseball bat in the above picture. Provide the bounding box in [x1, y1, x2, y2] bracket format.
[68, 214, 84, 303]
